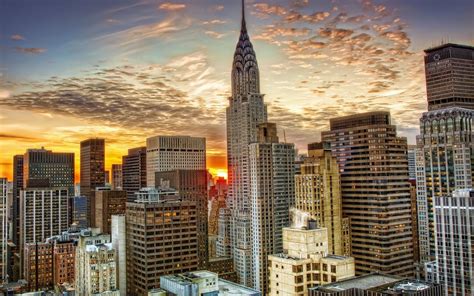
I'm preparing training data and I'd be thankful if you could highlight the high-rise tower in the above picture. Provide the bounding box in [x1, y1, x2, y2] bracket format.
[226, 0, 268, 286]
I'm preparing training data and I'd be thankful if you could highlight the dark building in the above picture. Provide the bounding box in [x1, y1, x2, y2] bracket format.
[424, 43, 474, 111]
[126, 188, 198, 295]
[94, 190, 127, 234]
[23, 148, 75, 194]
[309, 273, 443, 296]
[155, 169, 208, 268]
[322, 112, 414, 277]
[80, 139, 105, 226]
[122, 147, 147, 201]
[12, 155, 24, 247]
[73, 196, 88, 229]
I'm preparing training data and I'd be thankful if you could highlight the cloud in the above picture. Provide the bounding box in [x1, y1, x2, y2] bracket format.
[159, 2, 186, 11]
[15, 47, 46, 54]
[205, 31, 226, 39]
[11, 34, 25, 41]
[0, 134, 40, 141]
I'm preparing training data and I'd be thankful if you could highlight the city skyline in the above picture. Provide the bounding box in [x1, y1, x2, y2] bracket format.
[1, 0, 473, 180]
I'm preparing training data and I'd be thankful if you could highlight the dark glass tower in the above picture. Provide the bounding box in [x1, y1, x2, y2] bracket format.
[424, 43, 474, 111]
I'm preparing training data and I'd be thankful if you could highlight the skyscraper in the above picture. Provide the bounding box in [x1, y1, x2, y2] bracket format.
[146, 136, 206, 187]
[111, 164, 123, 190]
[428, 189, 473, 296]
[322, 112, 414, 277]
[155, 169, 208, 268]
[122, 147, 147, 201]
[296, 142, 346, 256]
[126, 188, 199, 295]
[424, 44, 474, 111]
[12, 155, 23, 247]
[249, 123, 295, 292]
[111, 215, 126, 296]
[23, 148, 74, 194]
[227, 0, 268, 286]
[80, 139, 105, 226]
[416, 44, 474, 264]
[0, 178, 7, 284]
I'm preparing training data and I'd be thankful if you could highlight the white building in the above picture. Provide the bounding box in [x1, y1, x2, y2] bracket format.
[146, 136, 206, 187]
[216, 208, 232, 257]
[427, 189, 473, 296]
[268, 219, 355, 296]
[20, 188, 70, 246]
[75, 228, 119, 296]
[249, 123, 295, 292]
[0, 178, 7, 284]
[111, 215, 126, 296]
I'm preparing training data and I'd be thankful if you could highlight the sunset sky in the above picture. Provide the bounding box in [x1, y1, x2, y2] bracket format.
[1, 0, 473, 181]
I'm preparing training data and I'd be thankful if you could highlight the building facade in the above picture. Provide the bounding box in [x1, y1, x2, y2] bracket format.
[322, 112, 414, 277]
[126, 188, 199, 295]
[111, 215, 126, 296]
[80, 138, 105, 226]
[73, 196, 88, 229]
[216, 208, 232, 258]
[12, 155, 24, 247]
[23, 148, 75, 194]
[122, 147, 147, 201]
[424, 44, 474, 111]
[249, 123, 295, 292]
[75, 229, 118, 296]
[427, 189, 473, 295]
[416, 108, 474, 263]
[268, 220, 355, 296]
[94, 190, 127, 234]
[155, 169, 208, 268]
[146, 136, 206, 187]
[296, 143, 346, 256]
[111, 164, 123, 190]
[24, 242, 53, 291]
[0, 178, 7, 284]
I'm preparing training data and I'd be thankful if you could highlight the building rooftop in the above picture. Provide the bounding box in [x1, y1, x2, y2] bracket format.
[218, 279, 260, 295]
[313, 274, 401, 292]
[424, 43, 474, 53]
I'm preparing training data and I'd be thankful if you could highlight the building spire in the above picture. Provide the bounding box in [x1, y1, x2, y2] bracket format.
[241, 0, 247, 32]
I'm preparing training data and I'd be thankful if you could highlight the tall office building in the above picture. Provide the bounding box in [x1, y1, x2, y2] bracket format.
[73, 196, 88, 229]
[146, 136, 206, 187]
[12, 155, 23, 247]
[126, 188, 199, 295]
[424, 44, 474, 111]
[75, 229, 118, 296]
[111, 215, 126, 296]
[122, 147, 147, 201]
[111, 164, 123, 190]
[296, 142, 346, 256]
[80, 138, 105, 226]
[426, 189, 473, 295]
[322, 112, 414, 277]
[155, 169, 208, 268]
[226, 0, 268, 286]
[94, 190, 127, 234]
[268, 219, 355, 295]
[249, 123, 295, 292]
[0, 178, 7, 284]
[23, 148, 75, 194]
[416, 44, 474, 264]
[20, 188, 70, 250]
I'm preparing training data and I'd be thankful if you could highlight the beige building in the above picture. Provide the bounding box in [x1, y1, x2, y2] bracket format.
[296, 143, 348, 256]
[75, 229, 119, 296]
[268, 219, 355, 296]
